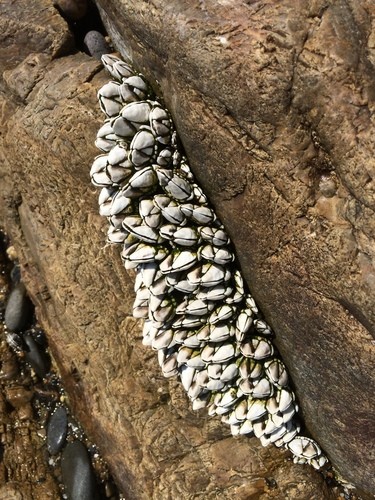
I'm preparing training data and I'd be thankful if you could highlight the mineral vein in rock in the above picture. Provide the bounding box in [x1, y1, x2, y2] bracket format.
[90, 54, 327, 470]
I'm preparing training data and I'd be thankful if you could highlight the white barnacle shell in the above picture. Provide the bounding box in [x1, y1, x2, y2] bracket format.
[150, 103, 172, 144]
[264, 359, 289, 388]
[198, 244, 234, 265]
[208, 324, 235, 343]
[208, 304, 236, 325]
[122, 100, 152, 129]
[98, 187, 116, 217]
[240, 336, 274, 360]
[287, 436, 322, 460]
[106, 225, 128, 244]
[122, 242, 168, 266]
[235, 308, 253, 342]
[172, 227, 199, 247]
[95, 120, 118, 152]
[90, 154, 112, 187]
[161, 249, 198, 274]
[98, 81, 123, 117]
[122, 74, 149, 100]
[200, 263, 231, 287]
[160, 351, 179, 378]
[139, 198, 162, 228]
[101, 55, 134, 81]
[156, 147, 173, 167]
[180, 204, 216, 225]
[253, 319, 272, 336]
[112, 60, 134, 80]
[155, 167, 193, 201]
[122, 167, 158, 197]
[196, 283, 233, 302]
[238, 358, 263, 380]
[179, 365, 196, 392]
[198, 226, 229, 246]
[252, 378, 274, 399]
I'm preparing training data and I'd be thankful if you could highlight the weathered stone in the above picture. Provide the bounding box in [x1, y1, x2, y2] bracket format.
[54, 0, 88, 21]
[0, 0, 373, 498]
[84, 30, 111, 60]
[47, 406, 68, 455]
[23, 334, 51, 379]
[4, 284, 34, 332]
[61, 441, 98, 500]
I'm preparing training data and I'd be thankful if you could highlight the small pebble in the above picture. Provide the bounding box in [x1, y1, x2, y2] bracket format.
[31, 328, 48, 348]
[61, 441, 98, 500]
[54, 0, 88, 21]
[10, 264, 21, 284]
[319, 174, 337, 198]
[47, 406, 68, 455]
[5, 283, 34, 332]
[24, 334, 50, 378]
[84, 31, 111, 60]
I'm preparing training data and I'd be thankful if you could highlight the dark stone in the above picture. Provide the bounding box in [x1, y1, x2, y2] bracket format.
[47, 406, 68, 455]
[61, 441, 98, 500]
[53, 0, 88, 21]
[10, 264, 21, 284]
[23, 334, 50, 379]
[4, 283, 34, 332]
[83, 30, 110, 60]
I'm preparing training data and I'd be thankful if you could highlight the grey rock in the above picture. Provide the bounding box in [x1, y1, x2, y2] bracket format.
[24, 334, 50, 379]
[10, 264, 21, 284]
[47, 406, 68, 455]
[61, 441, 98, 500]
[84, 31, 111, 60]
[54, 0, 88, 21]
[4, 284, 34, 332]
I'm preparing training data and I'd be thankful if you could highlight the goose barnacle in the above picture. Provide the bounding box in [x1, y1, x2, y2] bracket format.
[90, 53, 328, 472]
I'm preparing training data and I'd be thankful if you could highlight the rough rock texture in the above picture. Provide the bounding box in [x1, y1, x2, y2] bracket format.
[0, 0, 373, 498]
[0, 252, 61, 499]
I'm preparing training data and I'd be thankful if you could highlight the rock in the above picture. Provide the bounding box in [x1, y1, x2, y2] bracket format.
[5, 385, 33, 409]
[47, 406, 68, 455]
[10, 264, 21, 284]
[84, 30, 111, 60]
[4, 284, 34, 332]
[61, 441, 98, 500]
[23, 334, 50, 379]
[54, 0, 88, 21]
[0, 0, 373, 498]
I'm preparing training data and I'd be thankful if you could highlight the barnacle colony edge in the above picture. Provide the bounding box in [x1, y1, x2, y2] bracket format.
[90, 54, 327, 470]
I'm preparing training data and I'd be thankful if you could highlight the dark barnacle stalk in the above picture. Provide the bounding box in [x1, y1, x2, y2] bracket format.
[90, 53, 327, 470]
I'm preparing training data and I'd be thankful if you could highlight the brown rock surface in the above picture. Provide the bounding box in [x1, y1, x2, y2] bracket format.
[0, 0, 373, 498]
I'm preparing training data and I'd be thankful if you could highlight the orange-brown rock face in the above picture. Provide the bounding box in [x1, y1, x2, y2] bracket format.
[0, 0, 374, 498]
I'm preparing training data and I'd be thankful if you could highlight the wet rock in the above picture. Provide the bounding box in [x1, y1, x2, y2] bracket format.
[10, 264, 21, 284]
[84, 30, 111, 60]
[31, 328, 48, 349]
[0, 351, 19, 380]
[47, 406, 68, 455]
[61, 441, 98, 500]
[4, 283, 34, 332]
[5, 385, 33, 409]
[54, 0, 88, 21]
[23, 334, 50, 379]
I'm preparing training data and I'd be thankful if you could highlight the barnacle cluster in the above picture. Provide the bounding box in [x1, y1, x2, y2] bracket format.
[90, 54, 327, 470]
